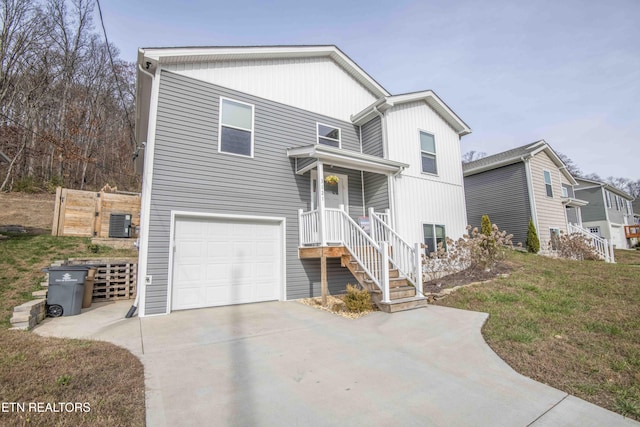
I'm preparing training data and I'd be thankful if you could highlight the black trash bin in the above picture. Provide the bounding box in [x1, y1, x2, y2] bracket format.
[44, 266, 91, 317]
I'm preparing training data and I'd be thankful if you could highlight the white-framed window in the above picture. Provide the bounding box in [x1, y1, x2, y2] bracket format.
[605, 191, 612, 208]
[218, 97, 254, 157]
[423, 223, 446, 255]
[543, 170, 553, 197]
[589, 226, 600, 236]
[627, 200, 633, 215]
[615, 196, 622, 211]
[317, 123, 341, 148]
[419, 131, 437, 174]
[561, 185, 569, 198]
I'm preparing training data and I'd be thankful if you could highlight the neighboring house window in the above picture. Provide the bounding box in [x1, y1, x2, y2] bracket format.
[317, 123, 341, 148]
[549, 228, 560, 250]
[543, 170, 553, 197]
[423, 224, 446, 255]
[616, 196, 622, 211]
[561, 186, 569, 198]
[589, 226, 600, 236]
[627, 200, 633, 215]
[605, 191, 612, 208]
[419, 131, 437, 174]
[219, 98, 254, 157]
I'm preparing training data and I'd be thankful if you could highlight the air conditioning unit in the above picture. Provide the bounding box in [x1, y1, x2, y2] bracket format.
[109, 213, 132, 238]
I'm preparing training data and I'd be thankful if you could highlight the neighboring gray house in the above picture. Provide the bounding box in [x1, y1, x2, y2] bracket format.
[463, 140, 587, 250]
[134, 45, 472, 317]
[574, 178, 635, 249]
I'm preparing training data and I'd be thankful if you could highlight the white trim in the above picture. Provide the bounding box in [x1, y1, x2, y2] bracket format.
[311, 170, 349, 213]
[218, 96, 255, 158]
[167, 211, 287, 313]
[524, 158, 539, 238]
[316, 122, 341, 149]
[418, 129, 438, 176]
[137, 69, 163, 318]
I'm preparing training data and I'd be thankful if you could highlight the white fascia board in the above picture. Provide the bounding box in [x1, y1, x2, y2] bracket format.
[287, 145, 407, 174]
[138, 45, 389, 98]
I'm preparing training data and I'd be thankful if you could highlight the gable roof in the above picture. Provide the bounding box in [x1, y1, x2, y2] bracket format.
[574, 177, 634, 200]
[463, 140, 577, 184]
[351, 90, 472, 136]
[138, 45, 390, 98]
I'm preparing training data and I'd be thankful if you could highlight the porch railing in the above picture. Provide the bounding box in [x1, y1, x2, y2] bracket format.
[297, 207, 390, 302]
[568, 223, 615, 263]
[369, 208, 422, 294]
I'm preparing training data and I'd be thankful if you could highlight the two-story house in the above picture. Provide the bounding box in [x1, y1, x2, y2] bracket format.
[574, 178, 635, 249]
[134, 45, 471, 316]
[463, 140, 589, 251]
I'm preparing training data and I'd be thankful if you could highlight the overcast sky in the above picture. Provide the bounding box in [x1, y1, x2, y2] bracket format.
[100, 0, 639, 181]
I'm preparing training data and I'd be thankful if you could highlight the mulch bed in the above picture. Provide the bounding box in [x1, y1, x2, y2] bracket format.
[423, 262, 513, 296]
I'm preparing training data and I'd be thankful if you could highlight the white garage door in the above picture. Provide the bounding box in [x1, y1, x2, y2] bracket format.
[172, 216, 283, 310]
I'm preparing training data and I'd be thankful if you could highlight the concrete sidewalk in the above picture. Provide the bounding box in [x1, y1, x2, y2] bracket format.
[34, 301, 639, 427]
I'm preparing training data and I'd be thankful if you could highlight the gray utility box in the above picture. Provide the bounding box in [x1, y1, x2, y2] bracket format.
[44, 266, 90, 317]
[109, 213, 132, 238]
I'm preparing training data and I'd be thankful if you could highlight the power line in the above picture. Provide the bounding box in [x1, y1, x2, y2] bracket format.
[95, 0, 136, 149]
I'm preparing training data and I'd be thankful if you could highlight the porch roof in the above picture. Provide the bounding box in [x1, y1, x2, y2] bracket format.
[287, 144, 408, 175]
[562, 197, 589, 208]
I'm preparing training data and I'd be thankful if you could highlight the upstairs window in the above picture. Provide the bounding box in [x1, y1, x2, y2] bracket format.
[543, 170, 553, 197]
[423, 224, 446, 255]
[420, 131, 437, 174]
[561, 185, 569, 198]
[605, 191, 612, 208]
[219, 98, 254, 157]
[317, 123, 341, 148]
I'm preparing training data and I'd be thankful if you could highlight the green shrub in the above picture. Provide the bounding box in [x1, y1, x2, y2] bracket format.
[481, 215, 492, 236]
[13, 176, 41, 193]
[526, 218, 540, 253]
[343, 284, 372, 313]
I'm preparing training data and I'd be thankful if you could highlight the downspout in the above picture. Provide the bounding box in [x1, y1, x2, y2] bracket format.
[373, 105, 397, 228]
[126, 63, 156, 319]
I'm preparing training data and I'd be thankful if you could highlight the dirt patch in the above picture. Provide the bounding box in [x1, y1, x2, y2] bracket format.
[423, 261, 514, 296]
[0, 192, 55, 230]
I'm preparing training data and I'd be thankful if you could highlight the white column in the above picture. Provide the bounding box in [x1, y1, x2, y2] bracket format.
[317, 161, 326, 246]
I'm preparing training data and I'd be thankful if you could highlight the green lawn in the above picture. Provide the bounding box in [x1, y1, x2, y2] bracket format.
[435, 249, 640, 419]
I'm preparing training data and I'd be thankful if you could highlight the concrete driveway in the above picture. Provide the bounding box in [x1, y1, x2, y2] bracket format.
[35, 301, 638, 426]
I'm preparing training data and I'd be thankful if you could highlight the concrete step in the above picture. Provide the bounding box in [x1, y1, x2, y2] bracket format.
[376, 296, 429, 313]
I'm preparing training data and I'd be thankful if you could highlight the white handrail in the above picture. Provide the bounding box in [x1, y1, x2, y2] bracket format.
[299, 209, 319, 246]
[337, 209, 388, 301]
[369, 208, 421, 294]
[567, 223, 614, 263]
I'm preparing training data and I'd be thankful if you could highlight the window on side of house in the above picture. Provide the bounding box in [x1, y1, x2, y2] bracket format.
[423, 223, 446, 255]
[317, 123, 341, 148]
[561, 185, 569, 198]
[219, 97, 254, 157]
[589, 226, 600, 236]
[549, 227, 561, 250]
[605, 191, 612, 208]
[616, 196, 622, 211]
[419, 131, 437, 174]
[543, 170, 553, 197]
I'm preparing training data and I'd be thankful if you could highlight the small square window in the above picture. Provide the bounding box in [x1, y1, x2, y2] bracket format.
[317, 123, 341, 148]
[219, 98, 254, 157]
[420, 131, 437, 174]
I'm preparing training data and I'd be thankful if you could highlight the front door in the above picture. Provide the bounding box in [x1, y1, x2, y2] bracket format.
[311, 171, 349, 212]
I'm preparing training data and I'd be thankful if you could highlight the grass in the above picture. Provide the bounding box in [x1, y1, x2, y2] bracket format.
[435, 249, 640, 420]
[0, 233, 145, 426]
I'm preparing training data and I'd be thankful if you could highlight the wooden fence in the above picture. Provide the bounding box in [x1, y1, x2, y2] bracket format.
[51, 187, 141, 238]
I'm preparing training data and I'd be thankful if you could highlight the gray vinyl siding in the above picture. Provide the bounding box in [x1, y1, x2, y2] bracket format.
[607, 193, 628, 224]
[363, 172, 389, 212]
[361, 116, 383, 158]
[145, 70, 362, 314]
[575, 187, 606, 222]
[562, 184, 575, 198]
[464, 162, 531, 246]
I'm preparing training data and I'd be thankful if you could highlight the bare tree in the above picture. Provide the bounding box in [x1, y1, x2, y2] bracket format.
[461, 150, 487, 164]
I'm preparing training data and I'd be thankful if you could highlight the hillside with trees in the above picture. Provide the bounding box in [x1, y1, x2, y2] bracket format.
[0, 0, 138, 192]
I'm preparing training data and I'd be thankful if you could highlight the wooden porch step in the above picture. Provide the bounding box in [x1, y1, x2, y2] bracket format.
[364, 277, 408, 289]
[375, 296, 429, 313]
[389, 285, 416, 300]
